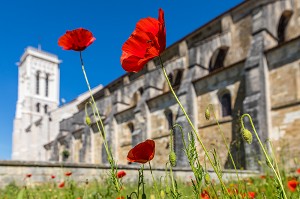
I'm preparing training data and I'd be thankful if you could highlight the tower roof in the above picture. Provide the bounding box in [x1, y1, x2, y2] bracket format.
[19, 47, 61, 65]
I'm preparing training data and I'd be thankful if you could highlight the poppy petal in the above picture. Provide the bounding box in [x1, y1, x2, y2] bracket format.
[121, 9, 166, 73]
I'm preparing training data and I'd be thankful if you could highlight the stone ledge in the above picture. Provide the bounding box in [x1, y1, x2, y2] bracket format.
[0, 160, 258, 174]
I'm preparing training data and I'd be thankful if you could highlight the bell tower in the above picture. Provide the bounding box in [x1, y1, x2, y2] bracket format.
[12, 47, 60, 160]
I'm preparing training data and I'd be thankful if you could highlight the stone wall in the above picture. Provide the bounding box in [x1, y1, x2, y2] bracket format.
[267, 34, 300, 168]
[0, 161, 258, 188]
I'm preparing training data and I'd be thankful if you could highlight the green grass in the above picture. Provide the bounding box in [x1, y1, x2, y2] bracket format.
[0, 174, 299, 199]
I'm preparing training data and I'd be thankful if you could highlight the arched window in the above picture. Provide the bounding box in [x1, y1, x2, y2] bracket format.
[163, 73, 178, 92]
[131, 92, 140, 107]
[36, 103, 40, 113]
[221, 93, 232, 117]
[44, 104, 48, 114]
[128, 122, 138, 148]
[138, 87, 144, 96]
[45, 73, 49, 97]
[128, 122, 134, 133]
[209, 47, 228, 73]
[36, 71, 40, 94]
[173, 70, 183, 87]
[164, 109, 173, 130]
[277, 11, 293, 44]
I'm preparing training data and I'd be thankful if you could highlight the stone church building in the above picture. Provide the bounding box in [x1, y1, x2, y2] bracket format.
[12, 0, 300, 171]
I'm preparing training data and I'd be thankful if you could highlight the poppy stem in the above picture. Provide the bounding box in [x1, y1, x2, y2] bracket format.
[149, 162, 161, 199]
[79, 51, 121, 193]
[168, 162, 178, 197]
[158, 56, 228, 194]
[240, 114, 287, 199]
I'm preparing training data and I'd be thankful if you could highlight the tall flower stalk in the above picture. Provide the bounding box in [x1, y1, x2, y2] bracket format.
[159, 56, 227, 192]
[79, 52, 121, 192]
[58, 28, 121, 193]
[240, 114, 287, 199]
[121, 8, 228, 193]
[205, 104, 240, 183]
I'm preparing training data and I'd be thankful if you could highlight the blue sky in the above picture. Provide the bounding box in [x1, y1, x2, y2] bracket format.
[0, 0, 243, 160]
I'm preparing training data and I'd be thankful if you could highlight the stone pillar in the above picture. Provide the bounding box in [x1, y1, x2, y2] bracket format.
[243, 8, 270, 170]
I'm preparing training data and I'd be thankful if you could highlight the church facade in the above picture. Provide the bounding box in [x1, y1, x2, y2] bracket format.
[13, 0, 300, 170]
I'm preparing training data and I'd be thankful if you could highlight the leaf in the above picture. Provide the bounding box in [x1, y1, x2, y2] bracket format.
[17, 188, 25, 199]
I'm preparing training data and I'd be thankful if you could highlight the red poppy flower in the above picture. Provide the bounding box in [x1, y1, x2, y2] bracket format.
[26, 174, 32, 178]
[58, 181, 65, 188]
[247, 191, 256, 198]
[228, 188, 239, 195]
[58, 28, 96, 51]
[65, 171, 72, 176]
[127, 139, 155, 164]
[116, 197, 124, 199]
[200, 190, 210, 199]
[259, 175, 266, 179]
[287, 179, 299, 192]
[51, 175, 56, 179]
[297, 168, 300, 174]
[117, 170, 126, 178]
[121, 8, 166, 73]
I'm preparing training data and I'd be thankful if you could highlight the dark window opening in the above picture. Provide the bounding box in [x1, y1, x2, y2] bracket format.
[45, 74, 49, 97]
[128, 123, 134, 133]
[36, 71, 40, 95]
[221, 93, 232, 117]
[168, 73, 173, 85]
[138, 87, 144, 96]
[209, 47, 228, 73]
[164, 109, 173, 130]
[44, 105, 48, 114]
[278, 11, 292, 44]
[173, 70, 183, 87]
[36, 103, 40, 113]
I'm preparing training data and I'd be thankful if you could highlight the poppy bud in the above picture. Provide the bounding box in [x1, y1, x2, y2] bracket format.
[85, 116, 91, 126]
[160, 190, 165, 199]
[169, 151, 177, 167]
[204, 173, 211, 185]
[266, 158, 273, 168]
[166, 186, 171, 194]
[142, 193, 147, 199]
[205, 107, 210, 120]
[241, 128, 253, 144]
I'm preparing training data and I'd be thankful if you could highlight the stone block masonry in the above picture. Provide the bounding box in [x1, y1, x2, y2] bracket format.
[0, 161, 258, 188]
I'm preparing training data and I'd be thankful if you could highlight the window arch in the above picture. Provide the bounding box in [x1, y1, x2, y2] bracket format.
[45, 73, 49, 97]
[220, 93, 232, 117]
[130, 87, 144, 107]
[36, 103, 40, 113]
[277, 11, 293, 44]
[209, 47, 228, 73]
[36, 71, 40, 94]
